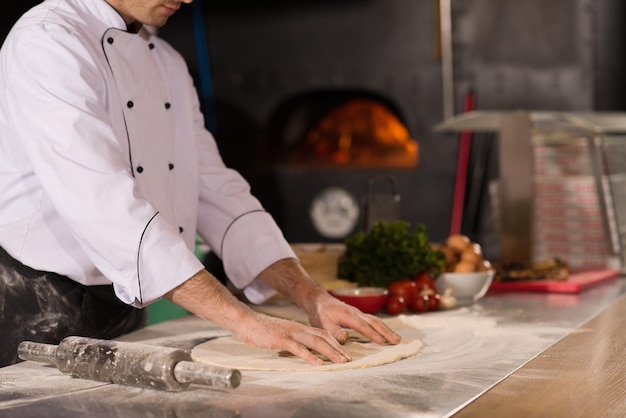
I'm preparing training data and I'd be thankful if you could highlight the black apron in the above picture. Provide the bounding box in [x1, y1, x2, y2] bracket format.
[0, 246, 146, 367]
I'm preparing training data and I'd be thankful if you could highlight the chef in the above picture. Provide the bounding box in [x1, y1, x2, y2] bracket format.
[0, 0, 400, 368]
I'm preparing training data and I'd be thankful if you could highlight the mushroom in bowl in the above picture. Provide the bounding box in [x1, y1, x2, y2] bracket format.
[435, 270, 495, 307]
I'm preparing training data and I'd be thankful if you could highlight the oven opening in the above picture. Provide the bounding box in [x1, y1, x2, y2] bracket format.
[261, 89, 419, 170]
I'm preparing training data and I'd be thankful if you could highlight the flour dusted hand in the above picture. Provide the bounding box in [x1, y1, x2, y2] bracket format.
[257, 259, 401, 349]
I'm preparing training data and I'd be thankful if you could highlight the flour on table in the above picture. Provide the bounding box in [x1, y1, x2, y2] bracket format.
[191, 316, 423, 372]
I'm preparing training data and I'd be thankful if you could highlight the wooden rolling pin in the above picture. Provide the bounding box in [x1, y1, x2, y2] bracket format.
[18, 336, 241, 392]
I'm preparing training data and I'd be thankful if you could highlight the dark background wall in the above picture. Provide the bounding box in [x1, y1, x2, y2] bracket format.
[3, 0, 625, 261]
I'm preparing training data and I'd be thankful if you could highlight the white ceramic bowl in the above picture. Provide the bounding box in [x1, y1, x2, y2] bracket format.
[435, 270, 495, 306]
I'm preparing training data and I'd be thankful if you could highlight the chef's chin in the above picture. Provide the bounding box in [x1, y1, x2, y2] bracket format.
[146, 17, 171, 28]
[139, 9, 175, 28]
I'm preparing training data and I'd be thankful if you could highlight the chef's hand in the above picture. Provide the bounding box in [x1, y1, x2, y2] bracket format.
[236, 310, 354, 365]
[304, 290, 401, 346]
[257, 259, 401, 347]
[166, 269, 356, 366]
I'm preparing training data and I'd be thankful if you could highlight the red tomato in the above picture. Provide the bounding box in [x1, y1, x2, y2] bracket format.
[410, 294, 430, 313]
[427, 294, 441, 311]
[413, 272, 436, 293]
[385, 295, 407, 315]
[388, 280, 417, 305]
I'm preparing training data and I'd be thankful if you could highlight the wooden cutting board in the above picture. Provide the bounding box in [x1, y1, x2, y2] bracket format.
[488, 269, 620, 294]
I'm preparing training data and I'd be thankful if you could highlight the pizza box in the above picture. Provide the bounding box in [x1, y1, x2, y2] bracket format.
[488, 269, 620, 294]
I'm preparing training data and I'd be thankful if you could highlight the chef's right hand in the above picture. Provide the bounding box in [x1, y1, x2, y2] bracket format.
[235, 311, 352, 366]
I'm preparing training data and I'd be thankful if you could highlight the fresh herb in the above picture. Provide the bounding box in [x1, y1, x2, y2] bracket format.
[337, 220, 445, 288]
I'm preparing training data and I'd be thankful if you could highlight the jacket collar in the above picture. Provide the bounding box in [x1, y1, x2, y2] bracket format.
[66, 0, 132, 34]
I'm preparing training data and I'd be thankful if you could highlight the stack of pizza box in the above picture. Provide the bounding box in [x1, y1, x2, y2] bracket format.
[491, 137, 626, 270]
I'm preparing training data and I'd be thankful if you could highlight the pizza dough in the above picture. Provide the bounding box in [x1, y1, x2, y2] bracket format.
[191, 317, 423, 372]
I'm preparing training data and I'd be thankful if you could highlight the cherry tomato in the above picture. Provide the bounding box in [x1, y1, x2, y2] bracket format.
[413, 272, 436, 293]
[410, 294, 430, 313]
[385, 295, 407, 315]
[427, 293, 441, 311]
[388, 280, 417, 305]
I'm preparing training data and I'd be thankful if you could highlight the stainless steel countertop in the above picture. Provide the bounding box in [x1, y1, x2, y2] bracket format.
[1, 277, 625, 418]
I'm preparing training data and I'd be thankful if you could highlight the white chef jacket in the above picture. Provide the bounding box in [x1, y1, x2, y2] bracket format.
[0, 0, 295, 307]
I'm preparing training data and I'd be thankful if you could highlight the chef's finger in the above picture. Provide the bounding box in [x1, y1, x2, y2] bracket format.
[332, 328, 350, 344]
[291, 330, 352, 364]
[285, 342, 326, 366]
[344, 314, 401, 345]
[320, 322, 350, 344]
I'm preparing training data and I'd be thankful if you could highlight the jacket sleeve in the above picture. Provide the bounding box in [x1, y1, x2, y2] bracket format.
[190, 92, 296, 303]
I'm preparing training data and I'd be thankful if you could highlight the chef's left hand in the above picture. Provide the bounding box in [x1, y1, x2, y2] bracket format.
[258, 258, 401, 346]
[304, 290, 401, 345]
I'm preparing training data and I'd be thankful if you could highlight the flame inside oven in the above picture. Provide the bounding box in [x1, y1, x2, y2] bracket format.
[287, 98, 419, 168]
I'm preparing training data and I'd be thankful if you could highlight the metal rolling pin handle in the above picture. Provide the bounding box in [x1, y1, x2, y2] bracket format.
[173, 360, 241, 389]
[17, 336, 241, 392]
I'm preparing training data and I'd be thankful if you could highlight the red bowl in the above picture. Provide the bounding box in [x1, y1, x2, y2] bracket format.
[329, 287, 389, 314]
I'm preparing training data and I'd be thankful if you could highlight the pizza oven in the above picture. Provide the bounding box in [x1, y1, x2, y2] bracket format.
[261, 91, 418, 170]
[252, 89, 420, 241]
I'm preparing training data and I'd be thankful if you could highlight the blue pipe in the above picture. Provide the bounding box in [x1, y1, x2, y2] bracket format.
[191, 1, 218, 133]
